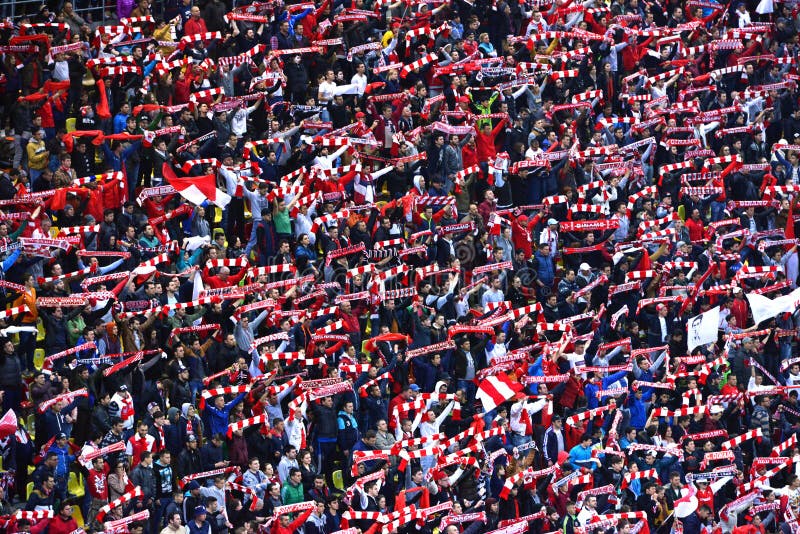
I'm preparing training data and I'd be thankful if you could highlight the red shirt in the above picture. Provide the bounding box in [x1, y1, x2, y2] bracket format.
[87, 465, 110, 500]
[462, 144, 478, 171]
[685, 217, 705, 242]
[696, 487, 714, 512]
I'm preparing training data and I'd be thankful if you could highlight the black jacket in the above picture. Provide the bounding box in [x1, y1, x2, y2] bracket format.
[177, 446, 203, 479]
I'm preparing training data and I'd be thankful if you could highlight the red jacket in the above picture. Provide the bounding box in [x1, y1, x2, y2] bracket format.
[202, 266, 247, 289]
[184, 17, 208, 36]
[270, 508, 312, 534]
[475, 118, 507, 163]
[387, 393, 412, 431]
[730, 297, 748, 328]
[36, 515, 78, 534]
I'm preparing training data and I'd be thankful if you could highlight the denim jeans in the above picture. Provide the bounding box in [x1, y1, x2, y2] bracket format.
[243, 220, 261, 258]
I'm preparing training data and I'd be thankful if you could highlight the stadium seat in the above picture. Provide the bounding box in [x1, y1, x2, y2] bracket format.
[26, 413, 35, 438]
[33, 348, 45, 371]
[26, 482, 33, 499]
[677, 204, 685, 221]
[332, 469, 344, 491]
[66, 118, 76, 133]
[37, 320, 45, 342]
[68, 471, 85, 498]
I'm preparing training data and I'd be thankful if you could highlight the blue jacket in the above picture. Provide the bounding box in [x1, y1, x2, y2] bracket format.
[47, 443, 75, 479]
[568, 443, 595, 471]
[584, 370, 628, 409]
[101, 141, 142, 172]
[534, 250, 555, 286]
[204, 393, 247, 436]
[627, 395, 647, 430]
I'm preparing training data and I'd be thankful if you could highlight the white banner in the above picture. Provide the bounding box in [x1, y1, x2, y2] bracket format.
[746, 287, 800, 326]
[687, 306, 721, 352]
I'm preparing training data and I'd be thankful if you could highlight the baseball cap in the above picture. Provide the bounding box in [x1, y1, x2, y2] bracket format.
[56, 433, 67, 440]
[709, 405, 724, 414]
[409, 384, 421, 392]
[355, 111, 365, 118]
[547, 218, 558, 226]
[187, 481, 201, 491]
[119, 385, 128, 392]
[579, 263, 590, 272]
[188, 434, 198, 442]
[646, 450, 658, 458]
[195, 506, 207, 516]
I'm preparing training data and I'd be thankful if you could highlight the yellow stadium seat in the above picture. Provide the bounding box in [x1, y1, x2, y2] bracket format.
[33, 348, 45, 371]
[72, 506, 84, 527]
[26, 482, 33, 499]
[332, 470, 344, 491]
[677, 204, 685, 222]
[28, 465, 34, 475]
[49, 227, 60, 239]
[36, 320, 45, 342]
[26, 414, 34, 440]
[68, 471, 85, 498]
[66, 118, 76, 133]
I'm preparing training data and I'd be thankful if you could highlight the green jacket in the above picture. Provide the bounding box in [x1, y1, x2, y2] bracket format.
[280, 480, 304, 506]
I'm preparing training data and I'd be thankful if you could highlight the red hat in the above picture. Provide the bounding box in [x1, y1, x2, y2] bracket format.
[458, 95, 470, 103]
[432, 470, 448, 482]
[355, 111, 365, 119]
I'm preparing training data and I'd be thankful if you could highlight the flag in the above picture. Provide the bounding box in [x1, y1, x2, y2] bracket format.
[687, 306, 720, 352]
[0, 410, 17, 439]
[476, 373, 524, 412]
[162, 163, 231, 208]
[746, 287, 800, 325]
[674, 485, 699, 519]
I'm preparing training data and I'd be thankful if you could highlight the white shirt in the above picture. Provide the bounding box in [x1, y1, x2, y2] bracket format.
[318, 80, 337, 104]
[53, 60, 69, 82]
[540, 227, 558, 254]
[351, 72, 367, 95]
[231, 104, 259, 137]
[658, 316, 668, 342]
